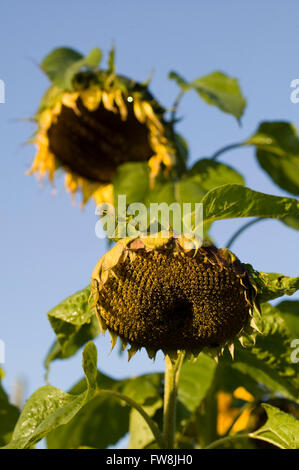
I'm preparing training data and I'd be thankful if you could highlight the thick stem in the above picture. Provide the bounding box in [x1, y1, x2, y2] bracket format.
[163, 352, 185, 448]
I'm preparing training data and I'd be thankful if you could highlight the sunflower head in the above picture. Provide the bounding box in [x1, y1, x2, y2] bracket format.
[27, 47, 182, 205]
[91, 234, 261, 360]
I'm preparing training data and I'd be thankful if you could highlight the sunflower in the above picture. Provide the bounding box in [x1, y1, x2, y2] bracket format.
[27, 47, 178, 205]
[91, 233, 261, 360]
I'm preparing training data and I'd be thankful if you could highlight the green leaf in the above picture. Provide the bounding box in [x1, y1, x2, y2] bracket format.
[125, 374, 163, 449]
[230, 303, 299, 402]
[41, 47, 83, 86]
[4, 342, 97, 449]
[64, 48, 102, 90]
[47, 373, 128, 450]
[275, 300, 299, 337]
[246, 122, 299, 195]
[41, 47, 102, 90]
[178, 354, 217, 413]
[128, 404, 161, 449]
[246, 268, 299, 303]
[201, 184, 299, 225]
[113, 162, 150, 206]
[281, 215, 299, 230]
[47, 372, 162, 449]
[192, 72, 246, 120]
[250, 404, 299, 449]
[46, 285, 100, 364]
[187, 159, 245, 193]
[256, 150, 299, 196]
[169, 70, 246, 121]
[0, 369, 20, 447]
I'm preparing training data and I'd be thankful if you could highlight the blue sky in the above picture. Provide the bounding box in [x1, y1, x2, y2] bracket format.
[1, 0, 298, 411]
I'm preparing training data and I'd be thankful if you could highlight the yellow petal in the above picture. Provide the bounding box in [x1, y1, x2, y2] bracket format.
[39, 110, 53, 131]
[233, 387, 254, 403]
[133, 99, 146, 123]
[93, 184, 114, 205]
[141, 101, 164, 133]
[102, 91, 117, 113]
[231, 408, 252, 434]
[114, 89, 128, 121]
[61, 92, 80, 114]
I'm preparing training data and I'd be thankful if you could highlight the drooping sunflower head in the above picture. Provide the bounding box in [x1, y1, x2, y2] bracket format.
[91, 234, 261, 360]
[27, 47, 181, 205]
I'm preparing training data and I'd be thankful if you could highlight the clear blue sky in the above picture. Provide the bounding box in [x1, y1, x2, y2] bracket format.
[1, 0, 299, 409]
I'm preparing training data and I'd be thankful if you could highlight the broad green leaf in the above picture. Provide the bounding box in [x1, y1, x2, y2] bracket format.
[246, 268, 299, 303]
[46, 285, 100, 363]
[246, 122, 299, 195]
[0, 369, 20, 446]
[246, 122, 299, 156]
[47, 372, 162, 449]
[192, 72, 246, 120]
[128, 403, 161, 449]
[256, 151, 299, 196]
[45, 316, 100, 366]
[47, 386, 129, 449]
[250, 404, 299, 449]
[230, 303, 299, 402]
[201, 184, 299, 225]
[186, 159, 245, 193]
[174, 354, 218, 448]
[146, 181, 177, 206]
[126, 374, 163, 449]
[41, 47, 102, 90]
[169, 71, 246, 120]
[41, 47, 83, 87]
[64, 48, 102, 90]
[113, 162, 150, 206]
[281, 215, 299, 230]
[178, 354, 217, 413]
[276, 300, 299, 337]
[148, 161, 244, 209]
[4, 342, 97, 449]
[116, 373, 163, 404]
[48, 285, 92, 326]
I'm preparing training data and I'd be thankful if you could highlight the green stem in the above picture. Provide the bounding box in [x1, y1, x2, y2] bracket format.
[211, 142, 245, 160]
[205, 432, 250, 449]
[171, 90, 185, 124]
[96, 389, 165, 449]
[163, 352, 185, 449]
[225, 217, 266, 249]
